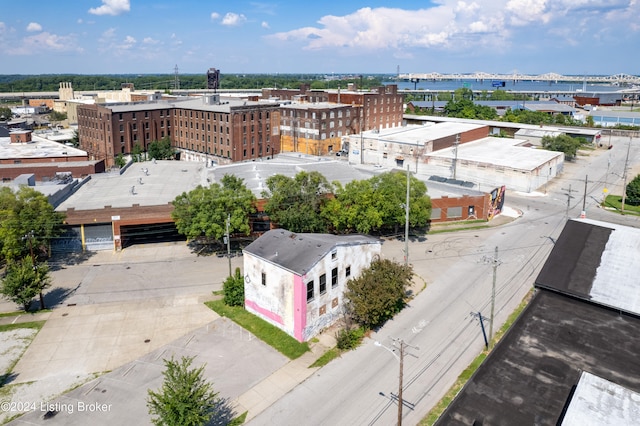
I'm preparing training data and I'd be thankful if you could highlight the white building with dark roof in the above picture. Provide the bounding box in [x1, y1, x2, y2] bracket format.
[243, 229, 381, 342]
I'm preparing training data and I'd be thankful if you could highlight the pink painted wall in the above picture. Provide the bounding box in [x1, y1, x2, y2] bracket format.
[293, 274, 307, 341]
[245, 300, 284, 325]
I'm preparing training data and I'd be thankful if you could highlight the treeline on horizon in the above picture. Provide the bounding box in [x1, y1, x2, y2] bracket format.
[0, 74, 390, 93]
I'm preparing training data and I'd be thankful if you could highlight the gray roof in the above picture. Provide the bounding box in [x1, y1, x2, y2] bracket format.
[0, 135, 86, 160]
[403, 115, 602, 137]
[208, 155, 372, 197]
[427, 136, 563, 171]
[537, 218, 640, 316]
[56, 161, 206, 211]
[561, 372, 640, 426]
[243, 229, 380, 275]
[436, 218, 640, 425]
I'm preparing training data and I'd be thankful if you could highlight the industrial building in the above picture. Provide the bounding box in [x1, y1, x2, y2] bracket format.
[436, 219, 640, 425]
[77, 94, 281, 168]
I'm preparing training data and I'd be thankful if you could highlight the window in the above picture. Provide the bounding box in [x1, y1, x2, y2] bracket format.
[306, 281, 314, 302]
[261, 272, 266, 286]
[319, 274, 327, 295]
[430, 208, 442, 220]
[346, 266, 351, 277]
[331, 268, 338, 288]
[331, 250, 337, 260]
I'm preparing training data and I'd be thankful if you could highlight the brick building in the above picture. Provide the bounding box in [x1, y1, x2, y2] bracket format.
[172, 95, 281, 164]
[77, 95, 281, 167]
[77, 102, 173, 167]
[263, 84, 404, 133]
[279, 102, 362, 155]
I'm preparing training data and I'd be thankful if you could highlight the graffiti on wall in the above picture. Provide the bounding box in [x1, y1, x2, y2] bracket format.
[488, 185, 506, 220]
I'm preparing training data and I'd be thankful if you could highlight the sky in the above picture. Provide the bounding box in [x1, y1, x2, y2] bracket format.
[0, 0, 638, 76]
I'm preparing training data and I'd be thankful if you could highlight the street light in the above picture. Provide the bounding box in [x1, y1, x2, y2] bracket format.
[375, 339, 419, 426]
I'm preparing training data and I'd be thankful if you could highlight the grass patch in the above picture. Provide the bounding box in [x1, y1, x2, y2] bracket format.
[205, 300, 308, 360]
[429, 225, 490, 234]
[309, 348, 341, 368]
[228, 411, 248, 425]
[603, 194, 640, 215]
[419, 289, 534, 425]
[0, 310, 51, 318]
[0, 321, 45, 333]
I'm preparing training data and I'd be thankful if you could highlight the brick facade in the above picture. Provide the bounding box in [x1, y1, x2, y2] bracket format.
[431, 193, 491, 223]
[0, 160, 103, 181]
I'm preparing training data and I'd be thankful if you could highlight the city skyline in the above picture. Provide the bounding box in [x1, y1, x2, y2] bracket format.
[0, 0, 638, 76]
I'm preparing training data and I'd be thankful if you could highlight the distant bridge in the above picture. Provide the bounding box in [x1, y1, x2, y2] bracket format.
[398, 72, 640, 85]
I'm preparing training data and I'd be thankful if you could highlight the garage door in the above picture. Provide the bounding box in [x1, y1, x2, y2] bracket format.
[119, 222, 185, 248]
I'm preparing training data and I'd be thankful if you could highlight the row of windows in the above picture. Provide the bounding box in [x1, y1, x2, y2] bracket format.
[118, 110, 170, 120]
[119, 121, 170, 132]
[285, 110, 351, 119]
[176, 110, 271, 121]
[306, 266, 351, 302]
[283, 120, 349, 129]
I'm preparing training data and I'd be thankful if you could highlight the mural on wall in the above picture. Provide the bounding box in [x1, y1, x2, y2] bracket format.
[488, 185, 506, 220]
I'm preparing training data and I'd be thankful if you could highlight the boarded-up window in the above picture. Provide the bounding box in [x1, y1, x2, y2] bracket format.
[447, 207, 463, 218]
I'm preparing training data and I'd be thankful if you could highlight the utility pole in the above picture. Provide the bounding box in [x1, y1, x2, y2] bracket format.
[621, 136, 632, 213]
[226, 214, 232, 277]
[489, 246, 499, 348]
[581, 175, 588, 218]
[452, 134, 460, 180]
[404, 164, 410, 266]
[562, 184, 577, 217]
[470, 312, 489, 349]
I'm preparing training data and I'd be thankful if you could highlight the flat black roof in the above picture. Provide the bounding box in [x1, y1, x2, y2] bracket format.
[436, 289, 640, 425]
[436, 219, 640, 425]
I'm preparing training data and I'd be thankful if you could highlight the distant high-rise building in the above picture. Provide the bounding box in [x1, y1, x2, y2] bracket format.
[207, 68, 220, 91]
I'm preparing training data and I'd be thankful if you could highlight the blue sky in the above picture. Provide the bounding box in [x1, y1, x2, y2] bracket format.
[0, 0, 638, 75]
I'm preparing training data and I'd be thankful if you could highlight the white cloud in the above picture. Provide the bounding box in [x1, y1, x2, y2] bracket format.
[261, 21, 270, 29]
[26, 22, 42, 32]
[122, 35, 136, 49]
[77, 18, 83, 24]
[7, 32, 81, 55]
[89, 0, 131, 16]
[506, 0, 551, 25]
[267, 1, 635, 56]
[0, 22, 6, 33]
[221, 13, 247, 26]
[211, 12, 220, 21]
[143, 37, 159, 45]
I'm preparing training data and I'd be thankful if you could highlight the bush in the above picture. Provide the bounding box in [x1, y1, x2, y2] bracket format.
[336, 327, 365, 351]
[626, 174, 640, 206]
[223, 267, 244, 307]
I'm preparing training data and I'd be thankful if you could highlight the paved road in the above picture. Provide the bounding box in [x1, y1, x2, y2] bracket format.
[248, 139, 640, 425]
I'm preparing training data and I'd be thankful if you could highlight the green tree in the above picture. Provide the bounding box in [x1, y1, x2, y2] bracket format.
[625, 174, 640, 206]
[344, 259, 413, 329]
[1, 257, 51, 311]
[262, 171, 333, 233]
[70, 129, 80, 147]
[49, 110, 67, 122]
[0, 187, 65, 262]
[147, 356, 220, 426]
[0, 106, 11, 120]
[171, 175, 256, 242]
[148, 136, 175, 160]
[115, 153, 127, 168]
[223, 267, 244, 306]
[541, 134, 582, 160]
[132, 143, 143, 162]
[322, 172, 431, 234]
